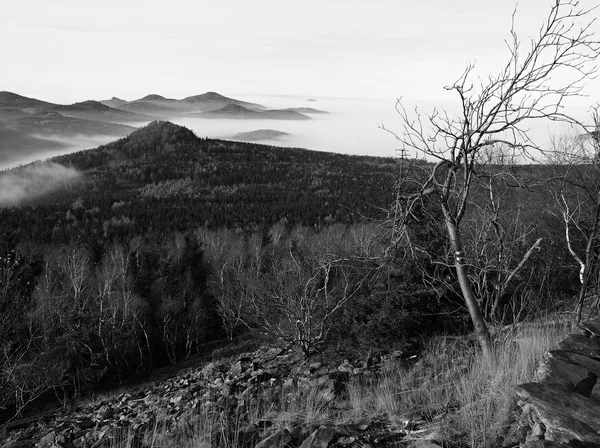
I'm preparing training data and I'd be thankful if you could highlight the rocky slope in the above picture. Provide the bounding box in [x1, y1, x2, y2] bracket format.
[0, 343, 442, 448]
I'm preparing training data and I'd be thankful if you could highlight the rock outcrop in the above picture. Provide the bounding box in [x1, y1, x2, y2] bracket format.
[515, 317, 600, 446]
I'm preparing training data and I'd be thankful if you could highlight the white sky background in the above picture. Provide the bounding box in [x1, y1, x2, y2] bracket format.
[1, 0, 600, 158]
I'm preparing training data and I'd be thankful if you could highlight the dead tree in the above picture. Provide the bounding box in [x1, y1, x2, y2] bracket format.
[386, 1, 600, 358]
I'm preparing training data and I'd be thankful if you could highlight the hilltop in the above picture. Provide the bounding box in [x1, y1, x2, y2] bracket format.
[108, 91, 264, 117]
[198, 104, 311, 120]
[1, 120, 396, 235]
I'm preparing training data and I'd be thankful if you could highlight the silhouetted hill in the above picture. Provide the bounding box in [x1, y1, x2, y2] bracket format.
[283, 107, 328, 114]
[0, 91, 56, 111]
[230, 129, 289, 141]
[199, 104, 310, 120]
[137, 94, 174, 102]
[48, 101, 154, 123]
[99, 97, 128, 108]
[183, 92, 263, 109]
[116, 99, 182, 117]
[111, 92, 264, 117]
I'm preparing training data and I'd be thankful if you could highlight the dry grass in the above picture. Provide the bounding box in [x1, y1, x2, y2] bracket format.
[104, 318, 569, 448]
[345, 319, 570, 446]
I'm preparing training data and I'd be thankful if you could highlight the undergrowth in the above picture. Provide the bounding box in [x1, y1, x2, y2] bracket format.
[104, 319, 569, 448]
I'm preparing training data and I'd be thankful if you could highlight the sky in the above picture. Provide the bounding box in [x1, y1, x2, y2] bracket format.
[2, 0, 599, 105]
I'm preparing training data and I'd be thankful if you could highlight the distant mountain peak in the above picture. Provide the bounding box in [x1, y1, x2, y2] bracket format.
[121, 121, 198, 147]
[219, 104, 249, 112]
[138, 94, 169, 101]
[70, 100, 110, 111]
[185, 91, 228, 101]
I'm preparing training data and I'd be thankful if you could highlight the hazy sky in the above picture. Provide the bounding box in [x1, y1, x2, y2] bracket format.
[2, 0, 599, 106]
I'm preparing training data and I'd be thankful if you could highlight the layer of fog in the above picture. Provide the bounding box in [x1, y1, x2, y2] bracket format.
[173, 96, 402, 158]
[0, 134, 129, 170]
[0, 161, 80, 207]
[173, 94, 592, 160]
[2, 96, 592, 172]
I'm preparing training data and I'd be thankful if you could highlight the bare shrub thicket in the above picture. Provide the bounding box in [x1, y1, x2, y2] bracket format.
[203, 224, 382, 356]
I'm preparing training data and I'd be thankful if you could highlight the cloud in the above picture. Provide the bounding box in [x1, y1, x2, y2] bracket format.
[0, 161, 81, 207]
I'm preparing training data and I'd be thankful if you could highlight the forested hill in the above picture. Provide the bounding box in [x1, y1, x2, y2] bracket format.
[1, 121, 398, 245]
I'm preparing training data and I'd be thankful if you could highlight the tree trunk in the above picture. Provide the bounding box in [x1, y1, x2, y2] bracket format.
[445, 216, 494, 358]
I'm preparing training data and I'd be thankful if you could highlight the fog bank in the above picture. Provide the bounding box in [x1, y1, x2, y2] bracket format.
[0, 161, 81, 207]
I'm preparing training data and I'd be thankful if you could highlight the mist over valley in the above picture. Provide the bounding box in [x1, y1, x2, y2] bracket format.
[0, 90, 406, 169]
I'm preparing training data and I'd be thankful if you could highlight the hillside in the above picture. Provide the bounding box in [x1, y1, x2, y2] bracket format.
[0, 112, 135, 158]
[0, 121, 397, 242]
[0, 91, 56, 113]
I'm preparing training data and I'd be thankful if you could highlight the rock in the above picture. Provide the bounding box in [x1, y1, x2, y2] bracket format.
[515, 316, 600, 445]
[527, 422, 545, 442]
[255, 428, 292, 448]
[572, 371, 597, 397]
[35, 432, 57, 448]
[557, 334, 600, 358]
[334, 436, 356, 446]
[309, 362, 322, 372]
[299, 427, 337, 448]
[337, 361, 353, 373]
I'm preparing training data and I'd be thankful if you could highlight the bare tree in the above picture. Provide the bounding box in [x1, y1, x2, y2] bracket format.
[463, 150, 543, 325]
[386, 1, 600, 357]
[243, 241, 375, 357]
[549, 105, 600, 323]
